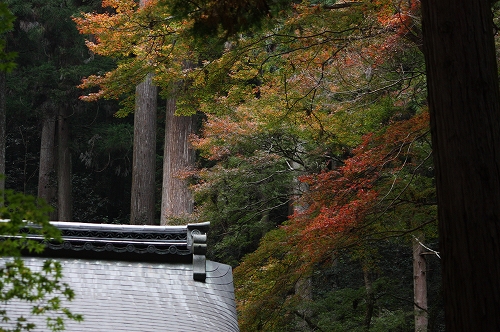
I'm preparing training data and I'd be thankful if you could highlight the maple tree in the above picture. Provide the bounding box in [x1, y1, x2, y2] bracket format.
[184, 1, 440, 330]
[73, 0, 445, 330]
[190, 117, 296, 264]
[233, 108, 436, 330]
[293, 111, 433, 255]
[74, 0, 204, 115]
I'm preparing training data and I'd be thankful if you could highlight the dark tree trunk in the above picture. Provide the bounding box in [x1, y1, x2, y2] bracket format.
[362, 265, 374, 331]
[160, 98, 195, 225]
[421, 0, 500, 329]
[57, 107, 72, 221]
[130, 73, 157, 225]
[38, 109, 57, 219]
[0, 72, 5, 197]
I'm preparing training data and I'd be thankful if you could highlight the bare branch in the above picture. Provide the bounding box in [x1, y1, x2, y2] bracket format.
[412, 234, 440, 259]
[322, 2, 363, 10]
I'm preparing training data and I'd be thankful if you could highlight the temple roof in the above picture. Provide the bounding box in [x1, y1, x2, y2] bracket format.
[0, 221, 239, 332]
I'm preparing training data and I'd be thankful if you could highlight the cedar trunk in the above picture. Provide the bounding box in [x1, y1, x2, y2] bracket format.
[130, 73, 157, 225]
[57, 107, 72, 221]
[421, 0, 500, 329]
[38, 110, 57, 219]
[0, 72, 5, 197]
[160, 98, 195, 225]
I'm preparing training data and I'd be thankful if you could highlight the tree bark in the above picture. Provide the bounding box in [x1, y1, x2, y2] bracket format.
[160, 97, 195, 224]
[38, 109, 57, 219]
[0, 72, 5, 198]
[421, 0, 500, 330]
[362, 265, 375, 331]
[57, 107, 72, 221]
[413, 234, 428, 332]
[130, 73, 157, 225]
[289, 159, 314, 330]
[294, 276, 313, 331]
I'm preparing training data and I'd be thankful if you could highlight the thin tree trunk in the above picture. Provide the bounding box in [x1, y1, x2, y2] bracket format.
[0, 72, 5, 198]
[38, 109, 57, 219]
[130, 73, 157, 225]
[413, 234, 428, 332]
[57, 107, 72, 221]
[362, 265, 375, 331]
[289, 159, 314, 330]
[160, 97, 195, 225]
[294, 277, 313, 331]
[289, 160, 308, 214]
[421, 0, 500, 329]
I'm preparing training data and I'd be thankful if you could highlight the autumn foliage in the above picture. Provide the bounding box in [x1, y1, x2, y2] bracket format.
[74, 0, 442, 330]
[235, 110, 434, 331]
[291, 111, 431, 260]
[73, 0, 193, 115]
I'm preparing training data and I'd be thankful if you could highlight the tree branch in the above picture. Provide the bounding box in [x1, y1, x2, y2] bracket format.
[322, 2, 363, 10]
[412, 234, 440, 259]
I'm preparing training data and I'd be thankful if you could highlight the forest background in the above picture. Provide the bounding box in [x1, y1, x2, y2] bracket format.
[1, 0, 499, 331]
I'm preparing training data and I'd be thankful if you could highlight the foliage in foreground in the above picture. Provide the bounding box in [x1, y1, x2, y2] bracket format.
[0, 190, 82, 331]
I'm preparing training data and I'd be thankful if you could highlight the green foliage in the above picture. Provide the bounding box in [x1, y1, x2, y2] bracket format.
[4, 0, 126, 222]
[0, 190, 59, 256]
[0, 258, 82, 332]
[306, 244, 417, 332]
[234, 227, 303, 331]
[164, 0, 294, 37]
[195, 150, 294, 266]
[0, 2, 16, 72]
[232, 112, 437, 330]
[0, 189, 83, 331]
[310, 285, 411, 331]
[79, 122, 133, 175]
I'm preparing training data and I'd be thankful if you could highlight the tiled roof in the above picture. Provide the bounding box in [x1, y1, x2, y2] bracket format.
[0, 222, 239, 332]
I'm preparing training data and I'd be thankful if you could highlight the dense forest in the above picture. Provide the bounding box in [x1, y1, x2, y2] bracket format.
[1, 0, 500, 330]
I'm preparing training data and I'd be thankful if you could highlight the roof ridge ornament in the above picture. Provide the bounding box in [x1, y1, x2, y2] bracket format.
[187, 222, 210, 282]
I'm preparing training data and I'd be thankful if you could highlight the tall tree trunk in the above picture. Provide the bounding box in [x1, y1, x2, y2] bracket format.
[38, 109, 57, 219]
[130, 73, 157, 225]
[413, 234, 428, 332]
[421, 0, 500, 329]
[160, 97, 195, 225]
[289, 159, 314, 330]
[57, 107, 72, 221]
[294, 276, 313, 331]
[362, 265, 375, 331]
[0, 72, 5, 198]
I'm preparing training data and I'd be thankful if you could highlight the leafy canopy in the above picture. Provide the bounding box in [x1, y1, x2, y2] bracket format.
[0, 2, 16, 72]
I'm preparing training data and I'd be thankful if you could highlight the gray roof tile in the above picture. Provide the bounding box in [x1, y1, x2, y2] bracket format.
[0, 257, 239, 331]
[0, 222, 239, 332]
